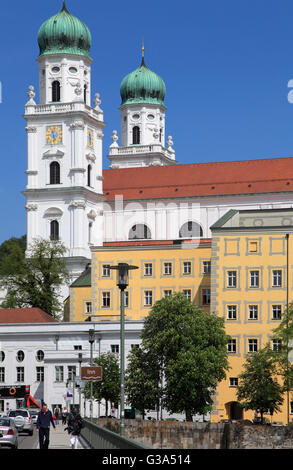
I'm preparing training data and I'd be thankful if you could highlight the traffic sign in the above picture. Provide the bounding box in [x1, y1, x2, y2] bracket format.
[81, 366, 102, 381]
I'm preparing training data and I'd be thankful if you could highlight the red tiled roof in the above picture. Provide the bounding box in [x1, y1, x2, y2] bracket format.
[0, 308, 58, 324]
[103, 157, 293, 201]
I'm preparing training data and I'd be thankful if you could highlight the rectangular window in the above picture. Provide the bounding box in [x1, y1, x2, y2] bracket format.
[272, 305, 282, 320]
[111, 345, 119, 354]
[86, 302, 92, 313]
[272, 270, 282, 287]
[55, 366, 64, 382]
[202, 288, 211, 305]
[0, 400, 3, 413]
[229, 378, 238, 387]
[228, 339, 237, 354]
[183, 289, 192, 301]
[183, 261, 192, 275]
[248, 339, 258, 353]
[102, 291, 111, 308]
[227, 270, 237, 288]
[249, 270, 260, 288]
[272, 339, 281, 352]
[203, 261, 211, 274]
[74, 345, 82, 350]
[248, 305, 258, 320]
[163, 262, 172, 276]
[0, 367, 4, 383]
[227, 305, 237, 320]
[144, 263, 153, 276]
[68, 366, 76, 381]
[102, 264, 110, 277]
[144, 290, 153, 306]
[248, 241, 258, 253]
[163, 289, 172, 298]
[36, 367, 44, 382]
[16, 367, 24, 382]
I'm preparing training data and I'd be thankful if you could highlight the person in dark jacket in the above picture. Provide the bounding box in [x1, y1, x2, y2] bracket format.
[65, 408, 83, 449]
[36, 403, 56, 449]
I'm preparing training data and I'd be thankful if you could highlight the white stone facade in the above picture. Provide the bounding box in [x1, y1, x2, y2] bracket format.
[108, 103, 176, 168]
[0, 321, 142, 418]
[23, 53, 105, 285]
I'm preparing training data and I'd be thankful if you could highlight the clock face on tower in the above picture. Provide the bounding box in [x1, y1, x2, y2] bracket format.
[87, 128, 93, 148]
[46, 125, 63, 145]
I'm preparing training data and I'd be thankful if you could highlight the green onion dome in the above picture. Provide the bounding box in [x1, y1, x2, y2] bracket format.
[38, 1, 92, 59]
[120, 58, 166, 106]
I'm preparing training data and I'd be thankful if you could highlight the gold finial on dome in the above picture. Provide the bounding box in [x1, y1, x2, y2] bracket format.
[141, 38, 145, 65]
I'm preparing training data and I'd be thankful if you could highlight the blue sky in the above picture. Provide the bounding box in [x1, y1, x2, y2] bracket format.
[1, 0, 293, 244]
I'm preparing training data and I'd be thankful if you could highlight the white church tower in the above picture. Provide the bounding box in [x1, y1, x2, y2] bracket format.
[23, 1, 105, 284]
[108, 46, 176, 168]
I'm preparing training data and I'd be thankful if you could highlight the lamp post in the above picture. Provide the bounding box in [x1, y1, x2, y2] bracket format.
[110, 263, 138, 437]
[78, 353, 83, 416]
[88, 329, 95, 420]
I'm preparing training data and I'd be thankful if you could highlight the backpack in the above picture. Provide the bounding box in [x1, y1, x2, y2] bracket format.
[70, 414, 83, 434]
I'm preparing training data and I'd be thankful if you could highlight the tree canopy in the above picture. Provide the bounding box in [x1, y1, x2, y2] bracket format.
[85, 352, 120, 417]
[236, 346, 284, 419]
[0, 235, 26, 276]
[140, 292, 230, 421]
[0, 237, 69, 318]
[125, 346, 162, 419]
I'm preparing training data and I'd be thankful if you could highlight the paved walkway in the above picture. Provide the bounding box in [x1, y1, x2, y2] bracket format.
[48, 423, 86, 449]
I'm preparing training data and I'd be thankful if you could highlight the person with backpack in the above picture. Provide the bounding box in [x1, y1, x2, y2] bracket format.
[65, 408, 83, 449]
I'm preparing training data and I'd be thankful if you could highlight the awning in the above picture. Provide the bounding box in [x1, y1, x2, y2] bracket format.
[26, 395, 41, 409]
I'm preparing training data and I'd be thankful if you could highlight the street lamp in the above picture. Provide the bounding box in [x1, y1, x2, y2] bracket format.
[88, 329, 95, 420]
[78, 353, 83, 416]
[110, 263, 138, 437]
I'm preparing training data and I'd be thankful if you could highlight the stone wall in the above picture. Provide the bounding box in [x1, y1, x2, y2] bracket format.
[95, 418, 293, 449]
[227, 423, 293, 449]
[95, 418, 226, 449]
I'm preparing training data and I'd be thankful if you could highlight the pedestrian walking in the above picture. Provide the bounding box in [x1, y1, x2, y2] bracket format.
[36, 403, 56, 449]
[54, 405, 61, 425]
[65, 408, 83, 449]
[62, 407, 68, 425]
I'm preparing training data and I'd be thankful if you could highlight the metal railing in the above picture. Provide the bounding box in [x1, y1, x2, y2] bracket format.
[80, 419, 149, 449]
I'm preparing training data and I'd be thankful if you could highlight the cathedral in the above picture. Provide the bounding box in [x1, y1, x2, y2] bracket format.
[23, 1, 293, 288]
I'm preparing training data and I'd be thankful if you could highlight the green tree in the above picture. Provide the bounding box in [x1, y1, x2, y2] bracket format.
[0, 238, 69, 318]
[141, 292, 230, 421]
[272, 302, 293, 393]
[236, 346, 284, 421]
[125, 346, 162, 419]
[85, 353, 120, 416]
[0, 235, 26, 276]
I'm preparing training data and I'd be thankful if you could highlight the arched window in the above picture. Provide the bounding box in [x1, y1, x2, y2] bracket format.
[179, 221, 203, 239]
[52, 81, 61, 102]
[129, 224, 151, 240]
[87, 165, 92, 187]
[132, 126, 140, 145]
[50, 162, 60, 185]
[84, 84, 87, 104]
[50, 220, 59, 240]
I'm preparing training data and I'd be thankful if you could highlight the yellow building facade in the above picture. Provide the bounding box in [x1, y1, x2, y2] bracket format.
[64, 263, 93, 322]
[90, 241, 212, 321]
[210, 209, 293, 424]
[65, 240, 212, 322]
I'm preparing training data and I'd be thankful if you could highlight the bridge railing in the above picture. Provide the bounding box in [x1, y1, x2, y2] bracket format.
[80, 419, 149, 450]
